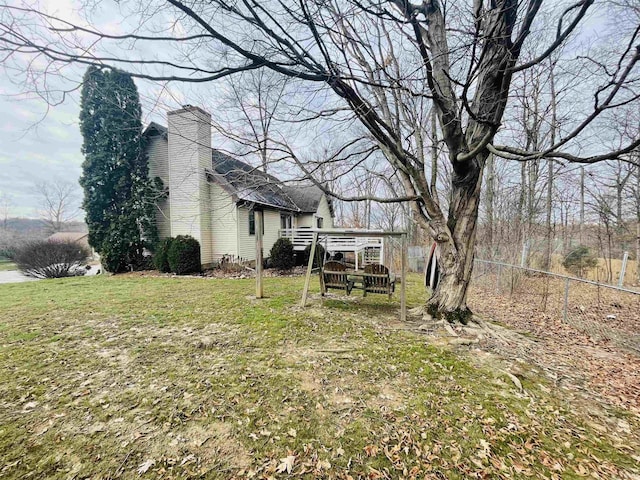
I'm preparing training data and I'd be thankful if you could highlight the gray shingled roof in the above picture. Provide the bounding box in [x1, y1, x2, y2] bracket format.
[144, 122, 325, 212]
[282, 185, 324, 213]
[144, 122, 168, 138]
[209, 150, 300, 211]
[47, 232, 89, 243]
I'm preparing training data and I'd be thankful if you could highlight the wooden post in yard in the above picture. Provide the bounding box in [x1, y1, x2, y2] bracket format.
[255, 210, 264, 299]
[301, 232, 319, 307]
[401, 233, 407, 322]
[319, 240, 326, 295]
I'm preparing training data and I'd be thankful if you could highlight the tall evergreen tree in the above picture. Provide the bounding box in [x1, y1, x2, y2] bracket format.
[79, 66, 158, 272]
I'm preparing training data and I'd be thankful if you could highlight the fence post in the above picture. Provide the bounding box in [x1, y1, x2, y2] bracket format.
[496, 263, 501, 293]
[563, 277, 570, 323]
[301, 232, 319, 307]
[510, 265, 515, 297]
[520, 241, 528, 268]
[618, 251, 629, 287]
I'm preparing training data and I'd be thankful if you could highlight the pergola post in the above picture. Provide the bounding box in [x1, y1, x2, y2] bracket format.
[319, 235, 326, 295]
[301, 232, 319, 307]
[255, 210, 264, 299]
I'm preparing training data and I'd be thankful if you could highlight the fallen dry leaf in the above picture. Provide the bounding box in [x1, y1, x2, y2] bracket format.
[276, 455, 296, 474]
[137, 459, 155, 474]
[364, 445, 379, 457]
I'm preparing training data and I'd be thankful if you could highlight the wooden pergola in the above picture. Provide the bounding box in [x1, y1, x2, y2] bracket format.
[298, 229, 408, 322]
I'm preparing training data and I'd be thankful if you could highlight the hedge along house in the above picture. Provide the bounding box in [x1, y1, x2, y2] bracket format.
[144, 105, 334, 267]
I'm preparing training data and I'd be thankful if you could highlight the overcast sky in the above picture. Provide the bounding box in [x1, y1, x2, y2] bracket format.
[0, 0, 180, 219]
[0, 86, 82, 217]
[0, 0, 257, 220]
[0, 0, 629, 220]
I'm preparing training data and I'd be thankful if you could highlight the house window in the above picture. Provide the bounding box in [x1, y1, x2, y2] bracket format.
[316, 216, 324, 228]
[249, 210, 264, 235]
[280, 214, 292, 230]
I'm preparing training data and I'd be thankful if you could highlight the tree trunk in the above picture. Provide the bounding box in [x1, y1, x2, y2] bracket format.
[545, 67, 557, 271]
[426, 160, 482, 324]
[518, 162, 526, 255]
[617, 182, 624, 228]
[430, 108, 438, 200]
[544, 160, 553, 271]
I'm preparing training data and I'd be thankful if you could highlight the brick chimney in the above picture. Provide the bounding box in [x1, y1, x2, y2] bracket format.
[167, 105, 212, 264]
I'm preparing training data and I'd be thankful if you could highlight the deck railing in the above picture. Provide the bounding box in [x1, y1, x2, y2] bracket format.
[279, 228, 383, 252]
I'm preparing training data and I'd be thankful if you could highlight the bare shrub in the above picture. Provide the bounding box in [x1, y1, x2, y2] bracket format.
[13, 239, 91, 278]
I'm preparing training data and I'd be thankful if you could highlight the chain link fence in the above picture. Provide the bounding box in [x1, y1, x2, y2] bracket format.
[407, 245, 640, 354]
[471, 259, 640, 354]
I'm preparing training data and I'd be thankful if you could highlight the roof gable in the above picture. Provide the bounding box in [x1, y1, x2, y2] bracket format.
[143, 122, 168, 138]
[144, 121, 331, 215]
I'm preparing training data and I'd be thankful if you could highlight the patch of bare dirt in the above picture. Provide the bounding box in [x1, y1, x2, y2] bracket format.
[148, 422, 252, 470]
[283, 341, 408, 415]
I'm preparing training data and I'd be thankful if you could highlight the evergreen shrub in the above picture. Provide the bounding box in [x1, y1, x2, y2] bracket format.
[167, 235, 201, 275]
[562, 245, 598, 278]
[154, 237, 175, 273]
[269, 238, 295, 270]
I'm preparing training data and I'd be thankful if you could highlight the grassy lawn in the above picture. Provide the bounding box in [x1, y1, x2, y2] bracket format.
[0, 274, 638, 479]
[0, 257, 16, 271]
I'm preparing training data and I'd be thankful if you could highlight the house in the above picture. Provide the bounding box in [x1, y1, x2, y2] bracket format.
[47, 231, 91, 251]
[144, 105, 334, 267]
[47, 231, 99, 262]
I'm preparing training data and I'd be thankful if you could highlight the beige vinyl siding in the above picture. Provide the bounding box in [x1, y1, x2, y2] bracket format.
[237, 207, 290, 261]
[147, 135, 171, 239]
[296, 214, 314, 228]
[237, 206, 253, 260]
[195, 116, 213, 265]
[262, 210, 282, 257]
[295, 195, 334, 229]
[210, 183, 238, 258]
[316, 195, 334, 228]
[167, 108, 213, 265]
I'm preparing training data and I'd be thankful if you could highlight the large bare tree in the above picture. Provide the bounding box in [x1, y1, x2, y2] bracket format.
[2, 0, 639, 321]
[219, 70, 289, 174]
[35, 180, 78, 234]
[0, 192, 11, 230]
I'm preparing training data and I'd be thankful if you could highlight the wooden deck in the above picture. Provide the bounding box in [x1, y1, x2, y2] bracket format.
[280, 228, 384, 269]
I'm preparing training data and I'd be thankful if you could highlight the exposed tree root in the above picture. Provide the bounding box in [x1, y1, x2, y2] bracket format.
[411, 310, 537, 350]
[408, 305, 428, 318]
[465, 315, 521, 345]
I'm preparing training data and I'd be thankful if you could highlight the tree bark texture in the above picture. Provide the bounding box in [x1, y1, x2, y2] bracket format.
[426, 155, 485, 323]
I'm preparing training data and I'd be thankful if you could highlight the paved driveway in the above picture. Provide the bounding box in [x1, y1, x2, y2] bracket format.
[0, 270, 37, 284]
[0, 264, 102, 284]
